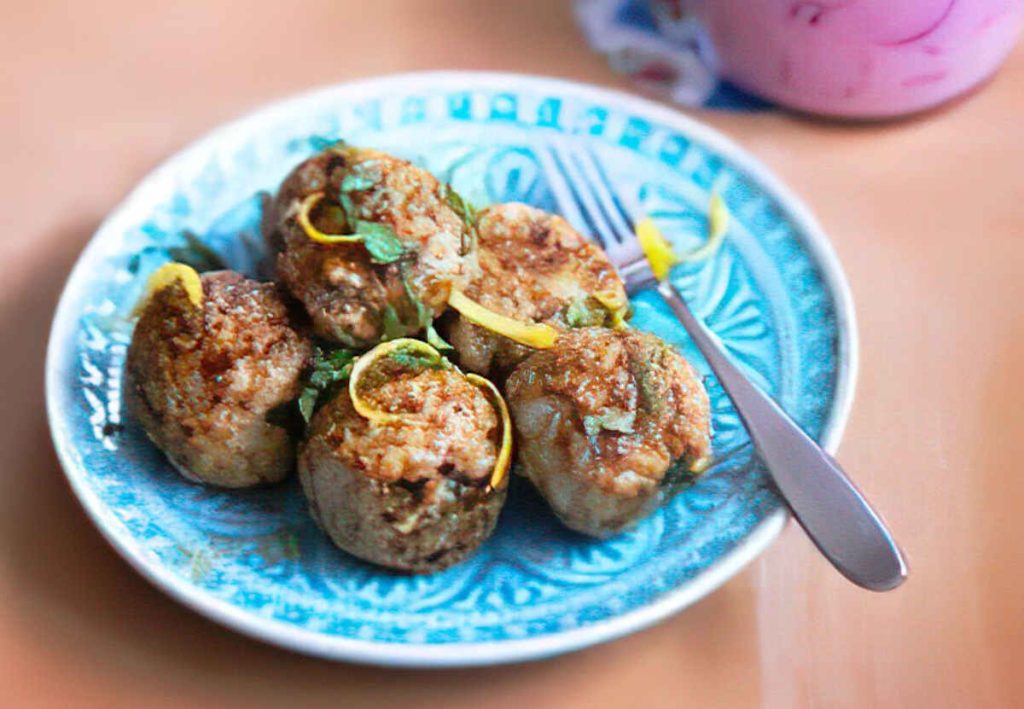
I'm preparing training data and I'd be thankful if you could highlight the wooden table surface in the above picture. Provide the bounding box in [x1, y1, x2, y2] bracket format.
[3, 2, 1022, 706]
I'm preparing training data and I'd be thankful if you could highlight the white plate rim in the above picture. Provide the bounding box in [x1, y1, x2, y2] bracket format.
[45, 70, 858, 667]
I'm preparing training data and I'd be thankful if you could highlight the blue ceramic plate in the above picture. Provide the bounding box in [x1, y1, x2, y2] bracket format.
[46, 72, 856, 667]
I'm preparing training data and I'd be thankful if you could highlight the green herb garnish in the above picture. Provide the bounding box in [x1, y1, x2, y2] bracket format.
[340, 173, 375, 193]
[296, 346, 357, 424]
[302, 167, 408, 265]
[297, 388, 319, 425]
[404, 273, 453, 352]
[380, 304, 408, 341]
[660, 456, 700, 493]
[565, 297, 608, 328]
[583, 409, 636, 436]
[308, 136, 347, 152]
[401, 272, 432, 329]
[441, 183, 478, 227]
[353, 220, 405, 263]
[167, 231, 226, 273]
[634, 347, 672, 415]
[387, 350, 448, 372]
[338, 190, 355, 220]
[308, 348, 356, 388]
[426, 322, 454, 353]
[377, 265, 453, 349]
[441, 183, 479, 255]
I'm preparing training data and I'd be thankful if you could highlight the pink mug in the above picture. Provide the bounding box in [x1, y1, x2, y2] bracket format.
[650, 0, 1024, 118]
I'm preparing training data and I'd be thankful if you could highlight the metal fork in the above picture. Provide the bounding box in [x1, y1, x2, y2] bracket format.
[540, 138, 907, 592]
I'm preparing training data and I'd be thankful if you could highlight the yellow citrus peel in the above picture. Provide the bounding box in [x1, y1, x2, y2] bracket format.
[348, 338, 443, 425]
[465, 373, 512, 491]
[297, 192, 361, 245]
[448, 290, 558, 349]
[637, 191, 731, 279]
[133, 262, 203, 315]
[348, 338, 512, 492]
[680, 191, 729, 264]
[593, 290, 630, 329]
[689, 453, 713, 475]
[636, 217, 677, 281]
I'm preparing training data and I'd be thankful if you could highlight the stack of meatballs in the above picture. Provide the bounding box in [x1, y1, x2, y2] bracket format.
[126, 142, 712, 573]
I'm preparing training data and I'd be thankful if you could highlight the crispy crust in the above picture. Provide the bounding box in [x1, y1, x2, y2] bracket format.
[265, 145, 478, 347]
[505, 327, 711, 537]
[125, 271, 312, 487]
[448, 203, 628, 377]
[323, 368, 498, 484]
[298, 368, 505, 572]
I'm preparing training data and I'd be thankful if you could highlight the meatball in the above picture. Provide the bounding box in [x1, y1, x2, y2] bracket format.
[264, 143, 477, 347]
[447, 202, 628, 377]
[125, 270, 312, 488]
[505, 327, 711, 537]
[298, 354, 507, 572]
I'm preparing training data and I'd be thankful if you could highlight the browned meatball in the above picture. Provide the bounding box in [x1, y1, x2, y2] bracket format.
[125, 270, 312, 487]
[299, 358, 507, 572]
[264, 143, 477, 347]
[505, 327, 711, 537]
[447, 202, 629, 378]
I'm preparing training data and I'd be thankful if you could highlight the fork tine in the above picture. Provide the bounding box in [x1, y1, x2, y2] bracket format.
[561, 143, 671, 293]
[547, 139, 620, 250]
[569, 147, 635, 245]
[540, 137, 659, 293]
[534, 146, 595, 243]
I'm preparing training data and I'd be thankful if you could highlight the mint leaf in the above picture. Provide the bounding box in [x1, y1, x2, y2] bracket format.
[295, 346, 357, 424]
[441, 183, 477, 227]
[661, 456, 699, 492]
[380, 304, 407, 341]
[339, 191, 355, 221]
[399, 270, 432, 330]
[297, 387, 319, 424]
[340, 173, 374, 193]
[167, 231, 226, 273]
[308, 358, 353, 388]
[268, 347, 356, 430]
[309, 136, 347, 152]
[426, 322, 454, 353]
[634, 352, 670, 415]
[583, 409, 636, 436]
[441, 183, 479, 255]
[565, 297, 608, 328]
[388, 350, 447, 371]
[354, 220, 405, 263]
[381, 268, 447, 345]
[323, 348, 356, 367]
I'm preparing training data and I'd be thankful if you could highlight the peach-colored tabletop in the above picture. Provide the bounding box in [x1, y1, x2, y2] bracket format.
[3, 2, 1022, 707]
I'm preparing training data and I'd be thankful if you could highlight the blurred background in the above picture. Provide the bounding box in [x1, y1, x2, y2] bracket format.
[2, 1, 1023, 706]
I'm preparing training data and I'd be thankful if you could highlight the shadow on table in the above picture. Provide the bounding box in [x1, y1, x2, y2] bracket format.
[0, 217, 760, 705]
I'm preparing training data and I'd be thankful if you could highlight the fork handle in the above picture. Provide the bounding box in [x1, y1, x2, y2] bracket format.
[657, 280, 907, 591]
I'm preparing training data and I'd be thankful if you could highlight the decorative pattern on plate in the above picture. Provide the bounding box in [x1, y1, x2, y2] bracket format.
[46, 73, 854, 666]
